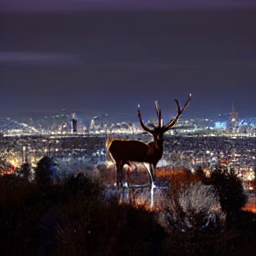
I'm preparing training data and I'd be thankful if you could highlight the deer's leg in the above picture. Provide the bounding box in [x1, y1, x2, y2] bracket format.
[144, 163, 155, 187]
[126, 163, 132, 187]
[116, 162, 122, 189]
[150, 164, 157, 186]
[126, 163, 135, 204]
[116, 164, 120, 188]
[116, 161, 125, 202]
[145, 163, 156, 208]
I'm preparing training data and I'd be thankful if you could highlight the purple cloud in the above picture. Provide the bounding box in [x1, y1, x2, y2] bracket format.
[0, 51, 80, 65]
[1, 0, 256, 13]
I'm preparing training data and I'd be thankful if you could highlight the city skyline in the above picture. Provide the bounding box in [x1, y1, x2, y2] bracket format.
[0, 1, 256, 120]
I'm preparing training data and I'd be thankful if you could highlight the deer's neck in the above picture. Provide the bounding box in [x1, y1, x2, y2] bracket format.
[148, 139, 164, 164]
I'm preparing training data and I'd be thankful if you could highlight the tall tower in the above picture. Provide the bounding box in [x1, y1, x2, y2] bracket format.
[229, 102, 239, 133]
[71, 113, 78, 134]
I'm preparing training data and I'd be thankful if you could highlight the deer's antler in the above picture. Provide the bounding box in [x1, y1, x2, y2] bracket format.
[163, 94, 192, 132]
[155, 101, 163, 128]
[138, 94, 191, 134]
[138, 104, 154, 133]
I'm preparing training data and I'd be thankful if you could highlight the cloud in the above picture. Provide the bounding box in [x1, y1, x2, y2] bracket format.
[76, 59, 256, 72]
[0, 51, 81, 65]
[1, 52, 255, 72]
[1, 0, 256, 13]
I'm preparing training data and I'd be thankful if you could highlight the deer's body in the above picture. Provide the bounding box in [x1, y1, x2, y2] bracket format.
[107, 139, 163, 166]
[107, 138, 163, 188]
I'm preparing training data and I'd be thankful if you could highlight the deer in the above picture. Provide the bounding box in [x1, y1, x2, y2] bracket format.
[106, 94, 191, 206]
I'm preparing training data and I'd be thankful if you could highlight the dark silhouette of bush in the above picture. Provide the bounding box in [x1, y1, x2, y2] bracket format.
[0, 168, 255, 256]
[62, 172, 104, 201]
[0, 174, 42, 256]
[0, 174, 38, 214]
[35, 156, 56, 188]
[210, 166, 248, 225]
[158, 179, 224, 233]
[17, 162, 31, 180]
[56, 200, 164, 256]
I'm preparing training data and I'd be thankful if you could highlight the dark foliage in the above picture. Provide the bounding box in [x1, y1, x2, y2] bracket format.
[210, 166, 248, 214]
[61, 172, 104, 201]
[56, 200, 164, 256]
[16, 162, 31, 180]
[0, 162, 255, 256]
[35, 156, 56, 188]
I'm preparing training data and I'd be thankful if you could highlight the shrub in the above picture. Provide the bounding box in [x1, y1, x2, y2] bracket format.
[158, 181, 225, 233]
[61, 172, 104, 202]
[0, 174, 38, 215]
[210, 166, 248, 215]
[0, 175, 44, 256]
[55, 200, 163, 256]
[16, 163, 32, 181]
[35, 156, 57, 188]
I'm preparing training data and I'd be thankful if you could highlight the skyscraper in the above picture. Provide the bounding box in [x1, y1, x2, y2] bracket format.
[229, 102, 239, 133]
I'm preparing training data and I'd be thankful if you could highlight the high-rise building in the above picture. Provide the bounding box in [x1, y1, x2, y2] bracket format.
[229, 102, 239, 133]
[71, 113, 78, 133]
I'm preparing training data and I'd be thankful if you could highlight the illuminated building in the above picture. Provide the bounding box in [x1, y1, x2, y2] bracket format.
[228, 102, 239, 133]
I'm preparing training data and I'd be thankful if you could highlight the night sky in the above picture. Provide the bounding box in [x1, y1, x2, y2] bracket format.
[0, 0, 256, 122]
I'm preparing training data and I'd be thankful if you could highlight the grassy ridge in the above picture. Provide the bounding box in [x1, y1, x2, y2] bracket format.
[0, 168, 255, 256]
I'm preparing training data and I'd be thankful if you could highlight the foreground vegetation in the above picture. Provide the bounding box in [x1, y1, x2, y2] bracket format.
[0, 157, 255, 256]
